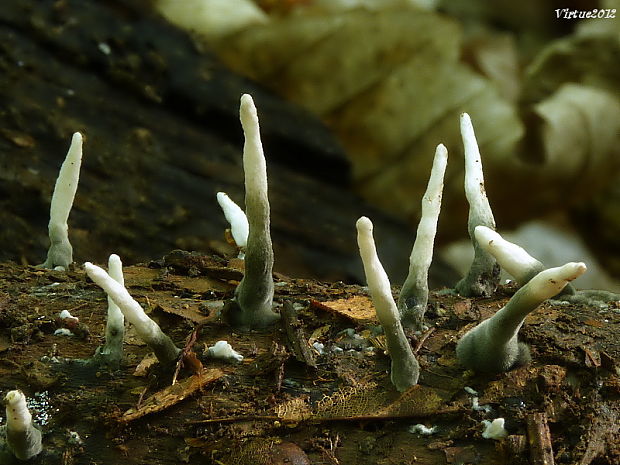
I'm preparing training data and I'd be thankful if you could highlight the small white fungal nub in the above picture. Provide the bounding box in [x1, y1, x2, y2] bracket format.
[207, 340, 244, 362]
[5, 390, 32, 431]
[409, 424, 438, 435]
[216, 192, 249, 249]
[5, 390, 43, 460]
[474, 226, 543, 284]
[59, 309, 78, 322]
[482, 418, 508, 440]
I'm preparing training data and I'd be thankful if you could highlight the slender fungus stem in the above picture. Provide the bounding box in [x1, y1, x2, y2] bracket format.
[224, 94, 279, 329]
[456, 262, 586, 372]
[399, 144, 448, 330]
[85, 262, 181, 366]
[455, 114, 500, 297]
[41, 132, 83, 270]
[357, 217, 419, 391]
[93, 254, 125, 367]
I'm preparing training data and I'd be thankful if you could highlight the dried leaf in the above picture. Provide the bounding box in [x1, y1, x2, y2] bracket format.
[121, 368, 224, 422]
[526, 83, 620, 184]
[320, 295, 377, 322]
[154, 302, 210, 324]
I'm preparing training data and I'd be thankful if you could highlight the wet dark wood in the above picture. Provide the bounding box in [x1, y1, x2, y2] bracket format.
[0, 0, 429, 285]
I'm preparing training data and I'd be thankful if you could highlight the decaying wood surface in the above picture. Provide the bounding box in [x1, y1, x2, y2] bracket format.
[0, 253, 618, 464]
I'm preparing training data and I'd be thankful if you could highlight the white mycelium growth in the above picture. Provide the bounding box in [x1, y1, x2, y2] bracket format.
[4, 390, 43, 460]
[455, 114, 500, 297]
[85, 262, 181, 366]
[456, 262, 586, 372]
[398, 144, 448, 330]
[356, 216, 419, 391]
[225, 94, 279, 329]
[216, 192, 249, 252]
[94, 254, 126, 367]
[42, 132, 83, 270]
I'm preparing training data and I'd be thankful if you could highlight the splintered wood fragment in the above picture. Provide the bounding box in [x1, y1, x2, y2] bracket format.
[583, 347, 601, 368]
[172, 326, 204, 385]
[121, 368, 224, 422]
[575, 403, 620, 465]
[526, 412, 554, 465]
[281, 301, 317, 367]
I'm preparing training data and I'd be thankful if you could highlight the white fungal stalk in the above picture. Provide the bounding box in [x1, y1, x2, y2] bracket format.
[42, 132, 83, 270]
[399, 144, 448, 330]
[85, 262, 181, 366]
[225, 94, 278, 328]
[356, 216, 419, 391]
[456, 262, 586, 372]
[217, 191, 249, 254]
[5, 390, 43, 460]
[474, 226, 544, 285]
[94, 254, 126, 367]
[455, 114, 500, 297]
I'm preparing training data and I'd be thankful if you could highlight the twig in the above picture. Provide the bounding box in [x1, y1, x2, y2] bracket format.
[172, 324, 203, 385]
[526, 412, 554, 465]
[414, 327, 435, 354]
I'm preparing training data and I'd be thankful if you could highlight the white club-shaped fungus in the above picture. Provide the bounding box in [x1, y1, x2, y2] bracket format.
[224, 94, 279, 329]
[85, 262, 181, 366]
[5, 390, 43, 460]
[398, 143, 448, 330]
[455, 114, 500, 297]
[41, 132, 83, 270]
[456, 262, 586, 372]
[356, 216, 419, 391]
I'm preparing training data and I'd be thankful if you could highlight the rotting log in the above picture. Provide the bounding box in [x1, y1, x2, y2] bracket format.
[0, 0, 434, 285]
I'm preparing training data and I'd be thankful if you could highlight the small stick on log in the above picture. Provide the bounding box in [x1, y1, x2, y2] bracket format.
[280, 300, 317, 368]
[526, 412, 555, 465]
[413, 327, 435, 354]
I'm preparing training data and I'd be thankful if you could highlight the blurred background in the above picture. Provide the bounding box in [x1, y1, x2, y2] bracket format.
[0, 0, 619, 290]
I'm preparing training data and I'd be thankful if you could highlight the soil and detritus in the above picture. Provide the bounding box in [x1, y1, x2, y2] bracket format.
[0, 251, 618, 464]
